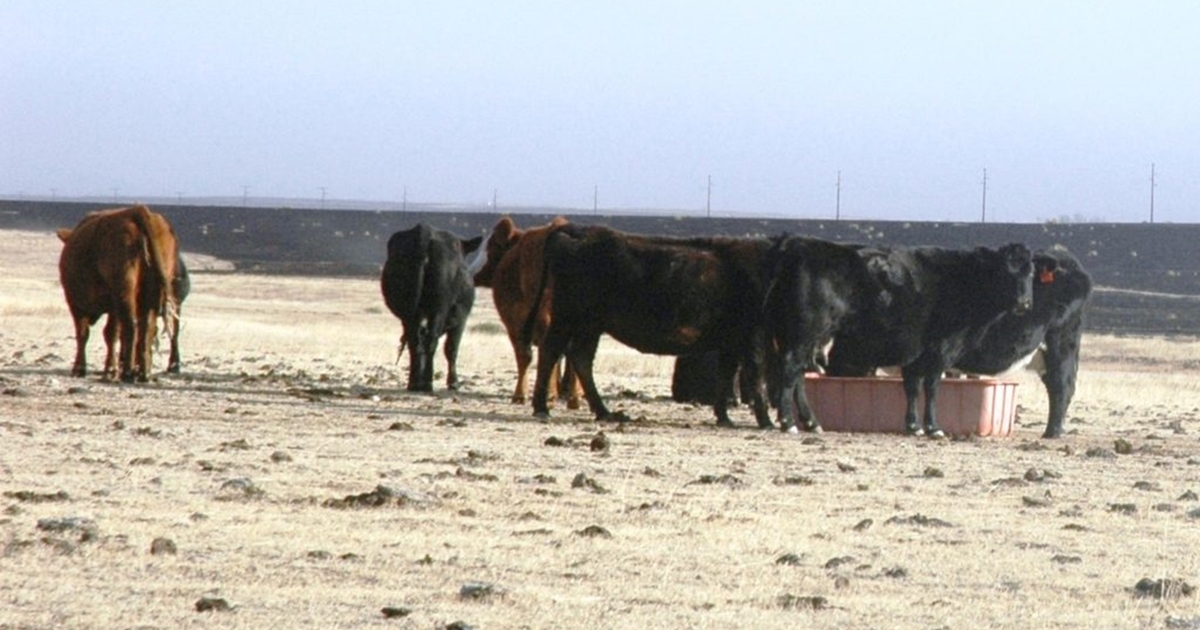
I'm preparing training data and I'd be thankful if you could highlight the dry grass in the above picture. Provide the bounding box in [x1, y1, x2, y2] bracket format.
[1, 229, 1199, 629]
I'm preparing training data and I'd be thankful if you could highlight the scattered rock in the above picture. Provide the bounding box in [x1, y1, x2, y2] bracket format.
[219, 438, 252, 451]
[1114, 438, 1134, 455]
[923, 466, 944, 478]
[642, 467, 663, 478]
[883, 566, 908, 578]
[1133, 577, 1194, 599]
[1084, 447, 1116, 460]
[387, 421, 414, 431]
[775, 553, 804, 566]
[773, 475, 814, 486]
[195, 597, 232, 612]
[589, 432, 610, 452]
[1179, 490, 1198, 501]
[269, 450, 293, 463]
[1132, 480, 1160, 492]
[1022, 495, 1053, 508]
[459, 581, 505, 601]
[1108, 503, 1138, 515]
[324, 484, 437, 509]
[381, 606, 412, 618]
[543, 436, 566, 447]
[824, 556, 856, 570]
[5, 490, 69, 503]
[1051, 555, 1082, 564]
[833, 576, 851, 589]
[150, 537, 177, 555]
[575, 524, 612, 539]
[36, 516, 96, 535]
[217, 478, 264, 501]
[836, 460, 857, 472]
[852, 519, 873, 532]
[884, 514, 953, 528]
[688, 474, 744, 487]
[570, 473, 609, 494]
[446, 622, 475, 630]
[777, 594, 829, 610]
[307, 550, 333, 560]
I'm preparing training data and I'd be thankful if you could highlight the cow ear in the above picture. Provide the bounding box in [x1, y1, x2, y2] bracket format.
[493, 216, 516, 241]
[56, 228, 73, 243]
[460, 234, 484, 254]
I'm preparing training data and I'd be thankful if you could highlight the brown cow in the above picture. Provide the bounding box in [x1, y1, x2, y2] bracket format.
[57, 205, 179, 382]
[473, 216, 582, 409]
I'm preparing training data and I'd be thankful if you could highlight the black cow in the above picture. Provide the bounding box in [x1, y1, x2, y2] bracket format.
[953, 247, 1091, 438]
[527, 226, 873, 432]
[823, 243, 1035, 437]
[380, 224, 483, 392]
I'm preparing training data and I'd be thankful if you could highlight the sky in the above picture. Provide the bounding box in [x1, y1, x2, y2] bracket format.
[2, 1, 1197, 222]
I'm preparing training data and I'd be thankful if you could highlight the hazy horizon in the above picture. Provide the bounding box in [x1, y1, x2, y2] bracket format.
[3, 2, 1197, 223]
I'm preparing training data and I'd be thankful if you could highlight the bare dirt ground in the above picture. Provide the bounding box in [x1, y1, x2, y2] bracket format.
[2, 228, 1199, 630]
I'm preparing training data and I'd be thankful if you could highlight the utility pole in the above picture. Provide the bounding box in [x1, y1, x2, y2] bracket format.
[835, 171, 842, 221]
[706, 175, 712, 218]
[980, 168, 988, 223]
[593, 184, 599, 215]
[492, 188, 498, 211]
[1150, 163, 1156, 223]
[175, 191, 183, 204]
[402, 186, 407, 212]
[319, 186, 327, 210]
[242, 185, 249, 208]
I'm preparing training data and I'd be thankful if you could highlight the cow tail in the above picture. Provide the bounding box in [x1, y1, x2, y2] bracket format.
[398, 225, 432, 360]
[131, 206, 178, 336]
[518, 228, 557, 349]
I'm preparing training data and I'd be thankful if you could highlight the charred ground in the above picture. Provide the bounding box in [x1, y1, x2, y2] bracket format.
[3, 200, 1197, 336]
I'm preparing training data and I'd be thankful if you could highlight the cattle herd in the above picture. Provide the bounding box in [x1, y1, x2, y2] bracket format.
[56, 206, 1093, 440]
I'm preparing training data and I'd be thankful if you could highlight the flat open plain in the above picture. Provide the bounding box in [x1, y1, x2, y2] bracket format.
[2, 228, 1199, 629]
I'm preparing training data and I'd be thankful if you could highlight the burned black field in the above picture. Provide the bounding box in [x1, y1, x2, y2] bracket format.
[4, 199, 1198, 335]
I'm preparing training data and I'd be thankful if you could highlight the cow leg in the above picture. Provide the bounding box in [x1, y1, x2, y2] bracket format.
[560, 359, 583, 410]
[510, 337, 533, 404]
[566, 333, 615, 421]
[774, 348, 815, 433]
[115, 299, 138, 383]
[1040, 329, 1081, 439]
[70, 314, 92, 378]
[443, 319, 467, 391]
[166, 304, 182, 374]
[406, 326, 432, 392]
[712, 352, 741, 428]
[532, 327, 569, 417]
[136, 306, 158, 382]
[900, 368, 924, 436]
[921, 373, 946, 439]
[102, 316, 119, 379]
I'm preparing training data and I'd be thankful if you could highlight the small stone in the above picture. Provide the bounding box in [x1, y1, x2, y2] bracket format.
[883, 566, 908, 578]
[381, 606, 412, 618]
[852, 518, 873, 532]
[836, 460, 857, 472]
[269, 451, 292, 463]
[149, 537, 177, 555]
[575, 524, 612, 539]
[775, 553, 803, 566]
[195, 597, 232, 612]
[589, 432, 610, 452]
[387, 421, 414, 431]
[1134, 577, 1194, 599]
[923, 466, 944, 478]
[1114, 438, 1134, 455]
[543, 436, 566, 447]
[833, 576, 851, 589]
[1051, 555, 1083, 564]
[459, 581, 504, 601]
[778, 594, 829, 610]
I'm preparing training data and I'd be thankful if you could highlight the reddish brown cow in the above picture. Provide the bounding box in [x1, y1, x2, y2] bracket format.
[473, 216, 581, 409]
[57, 205, 179, 382]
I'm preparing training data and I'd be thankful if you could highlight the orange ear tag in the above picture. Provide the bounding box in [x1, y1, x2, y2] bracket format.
[1039, 270, 1055, 284]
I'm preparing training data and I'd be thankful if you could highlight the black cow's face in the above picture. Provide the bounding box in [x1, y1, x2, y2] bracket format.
[1001, 243, 1035, 314]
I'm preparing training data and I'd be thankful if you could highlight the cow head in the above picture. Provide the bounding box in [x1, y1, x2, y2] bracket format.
[474, 217, 522, 287]
[998, 242, 1034, 315]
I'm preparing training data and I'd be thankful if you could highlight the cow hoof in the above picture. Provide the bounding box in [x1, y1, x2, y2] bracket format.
[566, 399, 582, 411]
[927, 429, 947, 440]
[510, 395, 526, 405]
[533, 410, 551, 420]
[804, 422, 824, 434]
[905, 426, 925, 437]
[716, 419, 736, 429]
[784, 425, 800, 435]
[1042, 429, 1063, 439]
